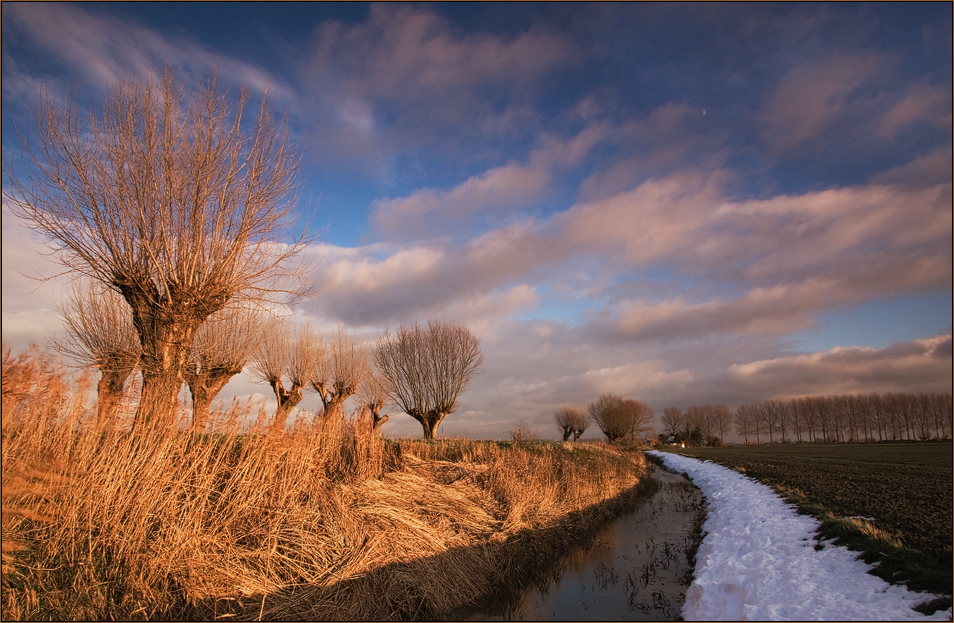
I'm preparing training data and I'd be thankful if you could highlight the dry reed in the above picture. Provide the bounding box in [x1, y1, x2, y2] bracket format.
[1, 347, 646, 621]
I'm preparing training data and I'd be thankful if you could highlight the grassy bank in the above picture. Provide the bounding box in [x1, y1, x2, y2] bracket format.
[667, 443, 952, 611]
[1, 349, 647, 621]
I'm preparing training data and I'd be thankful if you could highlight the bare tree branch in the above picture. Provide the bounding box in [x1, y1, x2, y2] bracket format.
[248, 319, 320, 434]
[5, 68, 311, 429]
[184, 302, 265, 433]
[374, 321, 482, 439]
[311, 327, 370, 420]
[554, 406, 588, 441]
[52, 282, 140, 429]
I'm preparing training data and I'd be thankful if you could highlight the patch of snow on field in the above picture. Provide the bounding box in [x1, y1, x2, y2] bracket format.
[646, 451, 952, 621]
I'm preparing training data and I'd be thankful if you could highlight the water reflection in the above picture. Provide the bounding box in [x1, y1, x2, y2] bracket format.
[484, 464, 705, 621]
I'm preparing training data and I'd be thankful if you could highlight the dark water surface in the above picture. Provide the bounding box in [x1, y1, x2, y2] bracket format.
[478, 464, 706, 621]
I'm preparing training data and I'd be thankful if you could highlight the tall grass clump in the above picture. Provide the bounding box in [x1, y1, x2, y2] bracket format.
[2, 347, 647, 621]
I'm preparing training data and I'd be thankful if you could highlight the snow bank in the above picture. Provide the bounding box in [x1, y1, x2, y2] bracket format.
[646, 451, 951, 621]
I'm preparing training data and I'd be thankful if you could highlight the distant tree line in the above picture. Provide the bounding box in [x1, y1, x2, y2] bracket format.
[660, 404, 733, 447]
[661, 393, 953, 446]
[735, 393, 953, 444]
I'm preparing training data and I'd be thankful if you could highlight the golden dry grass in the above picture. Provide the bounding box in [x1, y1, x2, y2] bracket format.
[1, 347, 646, 621]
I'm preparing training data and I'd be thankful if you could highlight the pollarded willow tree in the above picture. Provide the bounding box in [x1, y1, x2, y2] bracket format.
[53, 282, 141, 430]
[248, 319, 321, 435]
[588, 394, 655, 444]
[5, 68, 308, 430]
[374, 321, 483, 439]
[184, 303, 265, 433]
[554, 406, 588, 441]
[311, 328, 371, 420]
[356, 369, 393, 432]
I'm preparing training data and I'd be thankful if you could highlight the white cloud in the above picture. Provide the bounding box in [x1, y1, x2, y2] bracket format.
[758, 51, 952, 160]
[300, 3, 577, 152]
[717, 183, 952, 287]
[872, 148, 952, 190]
[312, 167, 952, 348]
[371, 162, 551, 240]
[307, 4, 575, 97]
[369, 121, 614, 241]
[608, 280, 833, 340]
[759, 54, 884, 153]
[877, 82, 952, 138]
[727, 335, 953, 400]
[581, 362, 694, 398]
[563, 169, 728, 266]
[577, 103, 732, 202]
[306, 217, 566, 326]
[1, 202, 72, 353]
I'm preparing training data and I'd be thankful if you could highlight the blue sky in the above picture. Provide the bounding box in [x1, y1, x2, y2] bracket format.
[2, 2, 951, 440]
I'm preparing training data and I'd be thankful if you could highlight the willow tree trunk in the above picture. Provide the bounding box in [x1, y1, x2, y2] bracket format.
[97, 366, 134, 430]
[314, 382, 358, 422]
[186, 366, 241, 433]
[136, 367, 186, 432]
[417, 409, 447, 440]
[270, 380, 305, 435]
[319, 395, 348, 420]
[129, 306, 201, 433]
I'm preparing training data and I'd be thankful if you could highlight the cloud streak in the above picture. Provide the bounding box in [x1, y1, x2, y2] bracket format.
[7, 4, 288, 96]
[298, 3, 578, 162]
[727, 335, 953, 400]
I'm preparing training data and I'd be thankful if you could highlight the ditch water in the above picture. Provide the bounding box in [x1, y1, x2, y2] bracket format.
[477, 463, 706, 621]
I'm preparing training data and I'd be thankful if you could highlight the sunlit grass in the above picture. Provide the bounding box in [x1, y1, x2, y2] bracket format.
[1, 346, 647, 621]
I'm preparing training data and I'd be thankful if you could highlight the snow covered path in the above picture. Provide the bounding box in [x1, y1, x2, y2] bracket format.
[646, 451, 951, 621]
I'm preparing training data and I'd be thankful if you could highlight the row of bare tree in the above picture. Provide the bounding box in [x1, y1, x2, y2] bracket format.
[661, 393, 953, 445]
[54, 284, 481, 437]
[735, 393, 953, 444]
[249, 317, 482, 438]
[248, 318, 483, 438]
[555, 394, 655, 443]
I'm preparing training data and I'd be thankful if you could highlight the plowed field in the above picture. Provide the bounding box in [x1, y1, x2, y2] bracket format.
[668, 442, 952, 599]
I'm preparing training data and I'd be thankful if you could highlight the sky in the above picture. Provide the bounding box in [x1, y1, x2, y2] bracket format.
[2, 2, 952, 441]
[648, 452, 950, 620]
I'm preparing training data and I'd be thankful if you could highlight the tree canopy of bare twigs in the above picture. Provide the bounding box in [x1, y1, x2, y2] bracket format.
[374, 321, 483, 439]
[735, 403, 761, 444]
[248, 319, 321, 434]
[554, 406, 588, 441]
[53, 282, 140, 429]
[588, 394, 654, 444]
[712, 404, 733, 444]
[311, 328, 370, 420]
[4, 68, 308, 430]
[510, 418, 539, 443]
[661, 406, 684, 438]
[184, 303, 265, 433]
